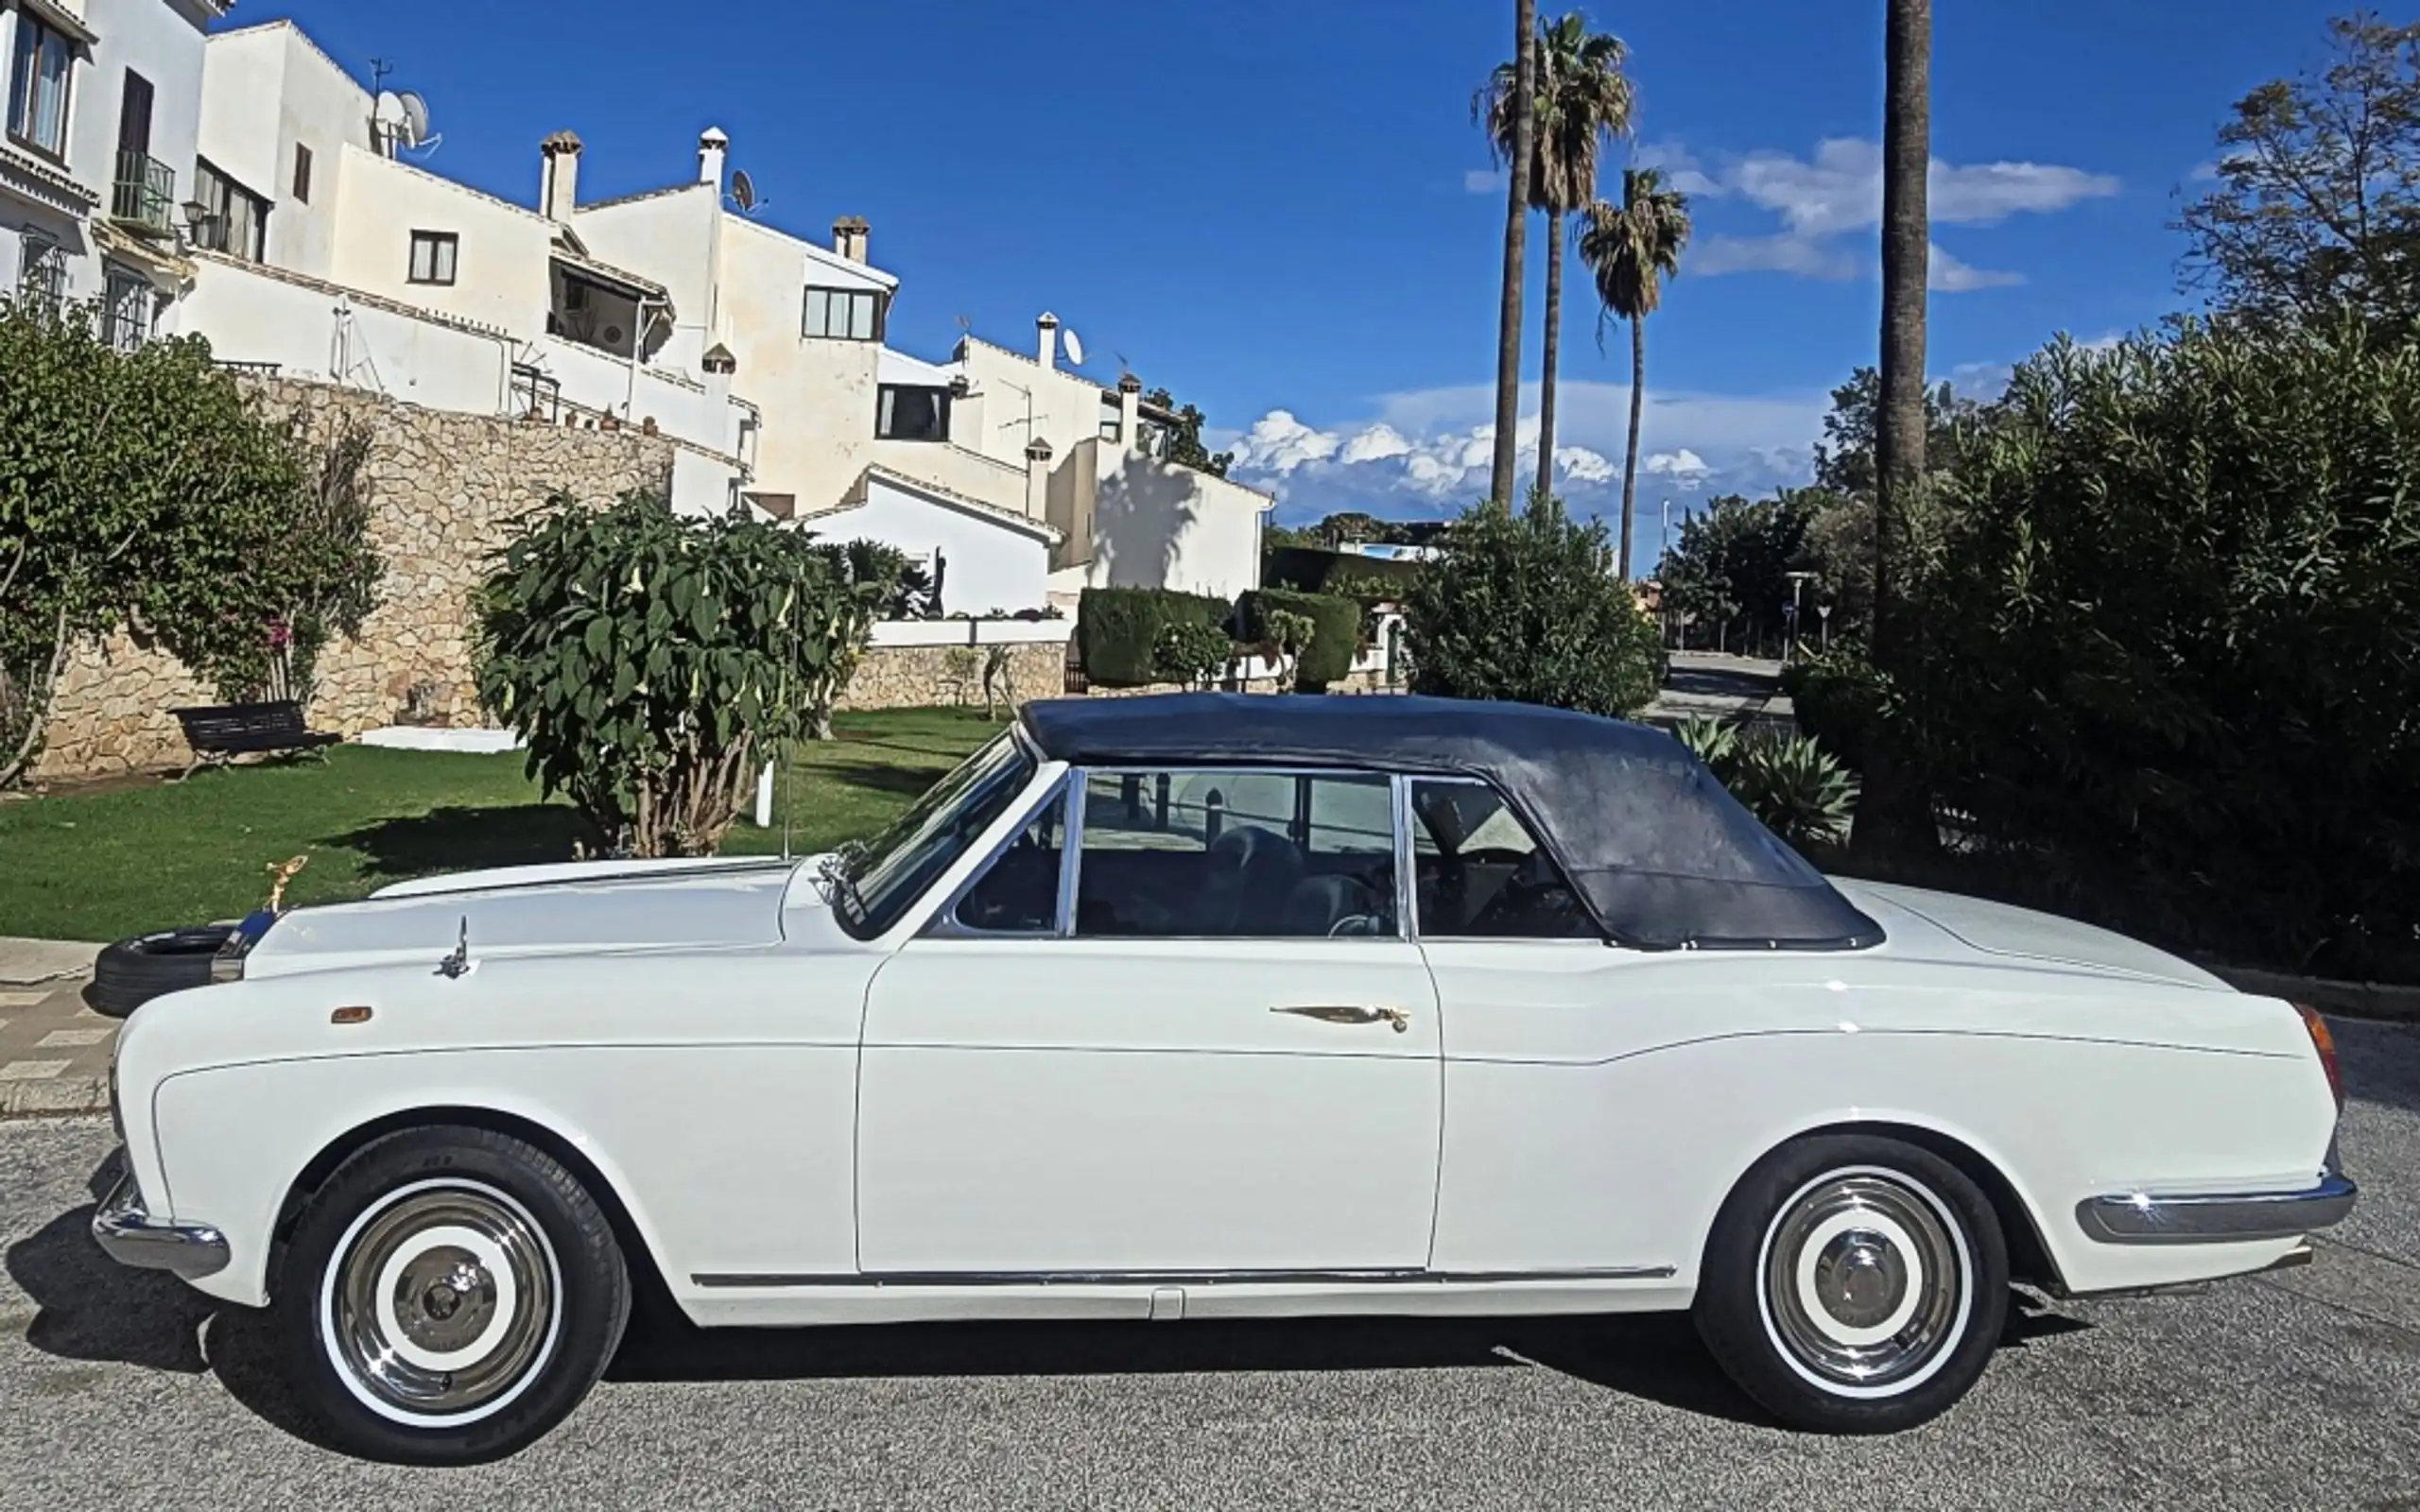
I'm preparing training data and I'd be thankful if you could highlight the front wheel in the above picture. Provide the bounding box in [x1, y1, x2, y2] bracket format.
[275, 1125, 631, 1464]
[1693, 1135, 2008, 1433]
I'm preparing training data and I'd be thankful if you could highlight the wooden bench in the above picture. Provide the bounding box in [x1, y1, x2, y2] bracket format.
[168, 700, 340, 774]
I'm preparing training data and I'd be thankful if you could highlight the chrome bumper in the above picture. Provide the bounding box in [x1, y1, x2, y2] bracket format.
[2076, 1171, 2358, 1246]
[91, 1167, 230, 1280]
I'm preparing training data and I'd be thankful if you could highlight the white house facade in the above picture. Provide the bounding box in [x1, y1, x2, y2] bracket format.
[2, 0, 224, 347]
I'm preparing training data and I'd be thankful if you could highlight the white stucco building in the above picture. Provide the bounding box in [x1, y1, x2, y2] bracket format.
[2, 0, 225, 347]
[179, 20, 757, 511]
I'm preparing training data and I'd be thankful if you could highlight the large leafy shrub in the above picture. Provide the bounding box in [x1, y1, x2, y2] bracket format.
[1781, 646, 1886, 772]
[1239, 588, 1358, 690]
[475, 493, 863, 856]
[1406, 500, 1665, 715]
[1078, 587, 1232, 688]
[1908, 318, 2420, 974]
[0, 298, 380, 783]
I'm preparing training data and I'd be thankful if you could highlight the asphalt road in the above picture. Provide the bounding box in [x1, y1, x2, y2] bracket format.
[6, 1021, 2418, 1512]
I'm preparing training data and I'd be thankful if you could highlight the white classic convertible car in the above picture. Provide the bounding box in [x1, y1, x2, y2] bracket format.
[96, 695, 2353, 1462]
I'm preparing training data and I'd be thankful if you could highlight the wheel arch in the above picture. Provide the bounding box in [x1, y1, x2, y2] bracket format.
[269, 1105, 681, 1312]
[1733, 1118, 2066, 1293]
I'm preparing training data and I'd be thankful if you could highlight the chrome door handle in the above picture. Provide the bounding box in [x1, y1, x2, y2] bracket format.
[1272, 1004, 1410, 1034]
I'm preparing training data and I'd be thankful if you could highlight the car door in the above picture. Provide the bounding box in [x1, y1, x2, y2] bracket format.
[856, 766, 1442, 1278]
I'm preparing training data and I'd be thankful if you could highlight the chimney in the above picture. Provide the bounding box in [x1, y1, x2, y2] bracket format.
[1035, 311, 1060, 369]
[701, 343, 738, 427]
[831, 215, 870, 264]
[1025, 437, 1053, 519]
[539, 130, 583, 221]
[698, 127, 729, 189]
[1116, 371, 1142, 451]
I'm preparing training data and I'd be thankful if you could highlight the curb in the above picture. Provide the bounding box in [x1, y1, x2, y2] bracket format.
[0, 1074, 110, 1118]
[2212, 965, 2420, 1026]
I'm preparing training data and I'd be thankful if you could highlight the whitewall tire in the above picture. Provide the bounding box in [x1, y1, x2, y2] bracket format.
[276, 1125, 631, 1464]
[1694, 1135, 2008, 1433]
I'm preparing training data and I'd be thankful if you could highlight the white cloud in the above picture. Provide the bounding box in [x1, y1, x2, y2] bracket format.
[1340, 422, 1412, 464]
[1929, 243, 2024, 293]
[1662, 136, 2116, 294]
[1645, 448, 1709, 479]
[1463, 167, 1507, 194]
[1632, 140, 1724, 199]
[1230, 410, 1340, 474]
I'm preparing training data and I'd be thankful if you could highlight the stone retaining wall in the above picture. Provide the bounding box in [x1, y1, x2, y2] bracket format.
[33, 380, 674, 782]
[837, 642, 1070, 713]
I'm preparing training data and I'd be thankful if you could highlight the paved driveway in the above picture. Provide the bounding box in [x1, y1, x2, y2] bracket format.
[4, 1022, 2417, 1512]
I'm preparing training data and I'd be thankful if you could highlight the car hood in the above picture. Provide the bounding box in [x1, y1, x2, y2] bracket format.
[239, 855, 822, 979]
[1832, 878, 2229, 990]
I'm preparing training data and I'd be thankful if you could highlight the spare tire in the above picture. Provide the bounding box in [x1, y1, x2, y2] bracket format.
[87, 925, 233, 1019]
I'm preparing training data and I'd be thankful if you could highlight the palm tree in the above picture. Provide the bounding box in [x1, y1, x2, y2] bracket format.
[1479, 15, 1634, 485]
[1485, 0, 1537, 509]
[1853, 0, 1931, 856]
[1579, 166, 1691, 580]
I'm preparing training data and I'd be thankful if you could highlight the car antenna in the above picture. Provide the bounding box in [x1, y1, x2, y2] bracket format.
[437, 916, 470, 979]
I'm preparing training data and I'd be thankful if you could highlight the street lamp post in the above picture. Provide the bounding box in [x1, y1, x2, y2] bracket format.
[1784, 571, 1816, 662]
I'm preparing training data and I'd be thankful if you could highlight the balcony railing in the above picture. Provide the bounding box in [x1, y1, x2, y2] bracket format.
[111, 151, 175, 236]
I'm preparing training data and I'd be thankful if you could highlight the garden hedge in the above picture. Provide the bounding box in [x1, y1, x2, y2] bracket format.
[1240, 588, 1359, 689]
[1078, 588, 1233, 687]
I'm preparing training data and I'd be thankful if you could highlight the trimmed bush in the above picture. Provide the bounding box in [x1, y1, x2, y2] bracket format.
[1079, 587, 1233, 688]
[1781, 647, 1885, 771]
[1240, 588, 1359, 690]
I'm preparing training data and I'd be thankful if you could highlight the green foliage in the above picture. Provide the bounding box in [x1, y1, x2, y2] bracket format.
[1261, 608, 1317, 691]
[1654, 489, 1835, 651]
[1078, 587, 1232, 688]
[0, 298, 381, 783]
[475, 492, 863, 856]
[1904, 317, 2420, 974]
[1406, 500, 1663, 716]
[1674, 716, 1858, 850]
[2177, 13, 2420, 333]
[1240, 588, 1359, 690]
[1152, 615, 1236, 690]
[1669, 713, 1740, 772]
[1140, 387, 1235, 477]
[1780, 645, 1887, 771]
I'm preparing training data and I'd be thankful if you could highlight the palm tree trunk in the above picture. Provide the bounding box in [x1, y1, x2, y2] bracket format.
[1537, 210, 1564, 501]
[1617, 314, 1646, 581]
[1489, 0, 1537, 509]
[1852, 0, 1933, 858]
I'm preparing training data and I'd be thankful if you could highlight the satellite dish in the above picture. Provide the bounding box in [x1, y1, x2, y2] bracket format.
[730, 169, 756, 213]
[397, 92, 431, 147]
[1062, 328, 1085, 367]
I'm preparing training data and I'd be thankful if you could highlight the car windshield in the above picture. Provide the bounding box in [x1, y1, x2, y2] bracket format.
[830, 732, 1037, 939]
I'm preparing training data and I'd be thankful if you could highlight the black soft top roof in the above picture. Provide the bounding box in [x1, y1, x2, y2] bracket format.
[1018, 694, 1882, 952]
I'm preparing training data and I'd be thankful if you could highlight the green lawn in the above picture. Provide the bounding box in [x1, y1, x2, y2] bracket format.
[0, 708, 1000, 943]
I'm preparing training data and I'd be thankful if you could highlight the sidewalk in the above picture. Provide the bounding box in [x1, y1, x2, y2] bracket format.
[0, 937, 113, 1116]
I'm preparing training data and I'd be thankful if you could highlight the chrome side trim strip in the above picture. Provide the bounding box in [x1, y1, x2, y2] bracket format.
[2076, 1172, 2358, 1246]
[692, 1264, 1677, 1290]
[90, 1169, 230, 1280]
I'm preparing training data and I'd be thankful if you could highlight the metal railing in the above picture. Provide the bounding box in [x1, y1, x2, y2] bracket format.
[111, 150, 175, 234]
[214, 359, 284, 377]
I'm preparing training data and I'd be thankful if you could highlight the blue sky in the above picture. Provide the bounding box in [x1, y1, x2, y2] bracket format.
[232, 1, 2343, 563]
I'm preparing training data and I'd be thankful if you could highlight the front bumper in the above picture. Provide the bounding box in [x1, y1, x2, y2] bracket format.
[91, 1165, 230, 1280]
[2076, 1170, 2359, 1246]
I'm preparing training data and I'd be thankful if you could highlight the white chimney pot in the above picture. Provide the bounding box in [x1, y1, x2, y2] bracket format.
[1036, 311, 1060, 369]
[699, 127, 730, 188]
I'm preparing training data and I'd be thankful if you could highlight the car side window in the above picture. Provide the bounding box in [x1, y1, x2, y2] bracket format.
[1074, 769, 1397, 938]
[950, 789, 1067, 935]
[1410, 779, 1598, 939]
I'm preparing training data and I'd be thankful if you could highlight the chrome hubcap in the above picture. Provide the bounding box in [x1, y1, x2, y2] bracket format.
[326, 1183, 558, 1421]
[1762, 1172, 1966, 1393]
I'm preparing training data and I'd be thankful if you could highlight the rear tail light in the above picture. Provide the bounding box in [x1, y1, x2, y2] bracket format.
[2294, 1004, 2343, 1111]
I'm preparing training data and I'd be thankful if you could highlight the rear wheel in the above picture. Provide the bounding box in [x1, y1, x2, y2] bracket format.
[275, 1125, 630, 1464]
[1693, 1135, 2007, 1433]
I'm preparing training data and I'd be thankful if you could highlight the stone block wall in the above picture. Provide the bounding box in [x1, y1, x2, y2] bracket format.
[33, 379, 673, 783]
[837, 642, 1069, 713]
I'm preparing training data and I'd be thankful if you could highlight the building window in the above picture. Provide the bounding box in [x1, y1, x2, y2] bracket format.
[7, 14, 74, 159]
[16, 232, 65, 310]
[802, 284, 883, 341]
[407, 230, 458, 284]
[194, 160, 268, 262]
[875, 384, 952, 442]
[292, 143, 313, 203]
[102, 266, 152, 352]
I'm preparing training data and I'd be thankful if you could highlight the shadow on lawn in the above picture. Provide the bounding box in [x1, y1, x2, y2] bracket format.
[805, 761, 953, 799]
[330, 804, 603, 881]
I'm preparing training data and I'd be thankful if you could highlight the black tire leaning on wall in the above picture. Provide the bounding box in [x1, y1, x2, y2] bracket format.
[86, 925, 234, 1019]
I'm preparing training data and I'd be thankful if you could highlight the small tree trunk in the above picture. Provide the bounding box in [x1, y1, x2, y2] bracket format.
[1537, 211, 1564, 502]
[1617, 315, 1648, 581]
[1489, 0, 1538, 509]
